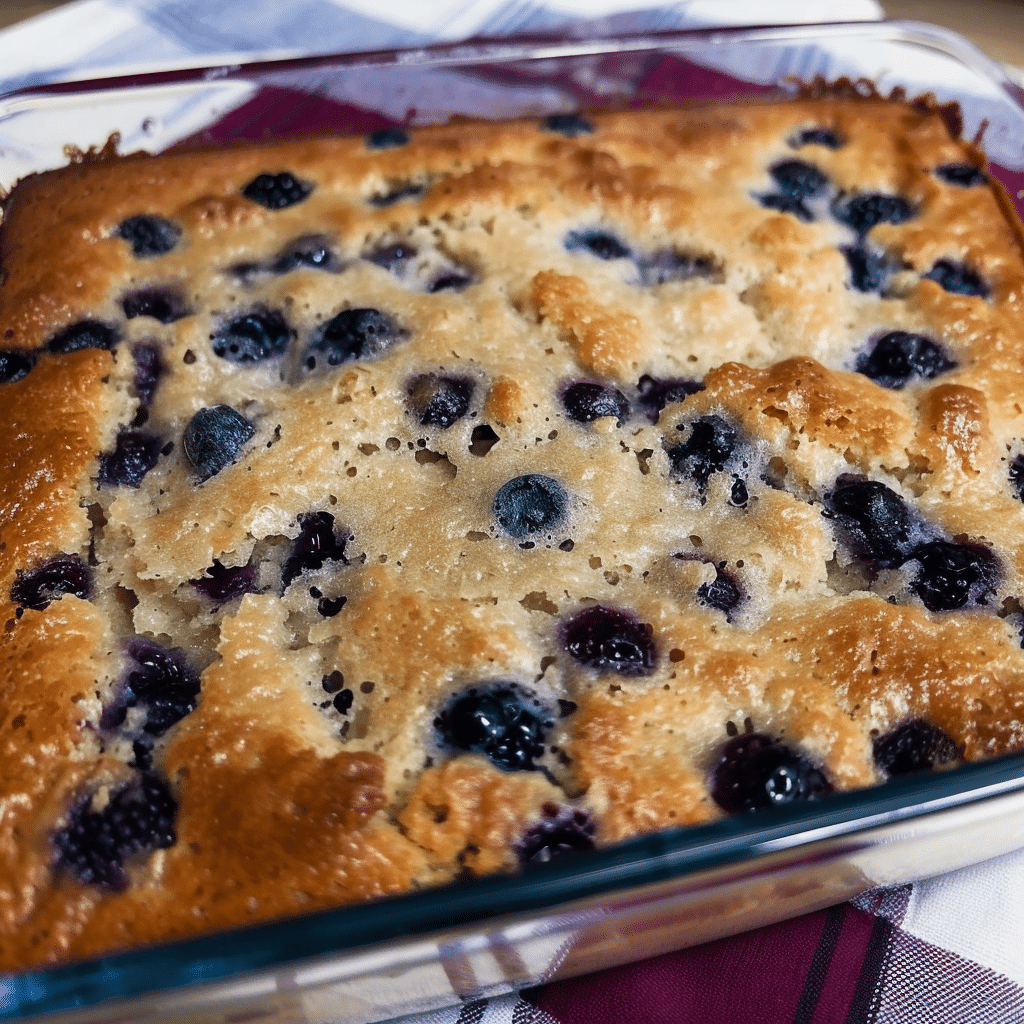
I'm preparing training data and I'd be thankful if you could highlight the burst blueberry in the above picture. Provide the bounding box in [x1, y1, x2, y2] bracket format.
[98, 429, 162, 488]
[769, 159, 829, 199]
[1010, 454, 1024, 501]
[635, 375, 703, 422]
[923, 259, 988, 298]
[542, 113, 594, 137]
[241, 171, 312, 209]
[132, 343, 163, 406]
[666, 415, 739, 492]
[565, 230, 632, 261]
[0, 349, 34, 383]
[824, 478, 913, 565]
[493, 474, 569, 540]
[855, 331, 956, 390]
[11, 554, 91, 610]
[211, 310, 292, 364]
[365, 128, 409, 150]
[115, 215, 181, 257]
[305, 308, 404, 370]
[907, 540, 998, 611]
[934, 163, 987, 187]
[562, 605, 656, 676]
[369, 182, 426, 207]
[697, 566, 742, 617]
[428, 269, 474, 293]
[122, 288, 188, 324]
[407, 373, 474, 428]
[561, 381, 629, 425]
[282, 511, 348, 589]
[363, 242, 416, 275]
[873, 718, 959, 776]
[190, 560, 257, 603]
[183, 404, 255, 482]
[516, 805, 596, 864]
[272, 235, 336, 273]
[47, 319, 118, 354]
[637, 249, 718, 287]
[842, 244, 889, 293]
[121, 639, 201, 736]
[833, 192, 915, 235]
[790, 126, 844, 149]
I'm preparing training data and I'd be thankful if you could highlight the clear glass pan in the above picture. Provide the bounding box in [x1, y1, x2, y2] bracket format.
[3, 19, 1024, 1023]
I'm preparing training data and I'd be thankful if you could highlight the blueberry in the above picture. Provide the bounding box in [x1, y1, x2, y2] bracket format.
[790, 126, 844, 149]
[435, 683, 552, 771]
[47, 320, 118, 354]
[428, 270, 474, 293]
[492, 474, 569, 540]
[562, 605, 656, 676]
[666, 415, 739, 492]
[121, 288, 188, 324]
[318, 595, 347, 617]
[365, 128, 409, 150]
[11, 554, 91, 610]
[132, 343, 162, 406]
[272, 235, 336, 274]
[923, 259, 988, 298]
[332, 688, 354, 714]
[565, 230, 631, 261]
[729, 477, 748, 507]
[407, 373, 474, 428]
[935, 163, 987, 188]
[833, 193, 915, 235]
[841, 244, 890, 293]
[1010, 454, 1024, 501]
[907, 540, 999, 611]
[516, 805, 596, 864]
[369, 182, 426, 207]
[305, 308, 405, 370]
[824, 478, 913, 565]
[542, 113, 594, 137]
[710, 733, 831, 813]
[98, 429, 162, 488]
[759, 192, 813, 222]
[282, 511, 348, 589]
[635, 375, 703, 423]
[697, 566, 742, 616]
[115, 215, 181, 257]
[637, 250, 718, 287]
[873, 718, 959, 776]
[0, 349, 34, 383]
[123, 639, 201, 736]
[855, 331, 956, 389]
[561, 381, 629, 425]
[211, 310, 291, 364]
[769, 159, 829, 199]
[183, 405, 255, 482]
[190, 559, 257, 603]
[53, 772, 177, 890]
[363, 242, 417, 275]
[241, 171, 312, 209]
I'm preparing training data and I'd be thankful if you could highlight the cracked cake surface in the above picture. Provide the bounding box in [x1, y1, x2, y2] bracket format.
[2, 94, 1024, 972]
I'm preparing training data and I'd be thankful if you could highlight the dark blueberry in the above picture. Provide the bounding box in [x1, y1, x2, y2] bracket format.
[565, 230, 632, 261]
[211, 310, 291, 364]
[824, 478, 913, 565]
[907, 540, 999, 612]
[697, 566, 742, 617]
[366, 128, 409, 150]
[790, 126, 844, 149]
[272, 235, 336, 274]
[635, 375, 703, 423]
[1010, 454, 1024, 502]
[332, 689, 354, 715]
[435, 683, 553, 771]
[542, 113, 594, 137]
[769, 159, 829, 199]
[282, 511, 348, 589]
[123, 639, 201, 736]
[47, 320, 118, 354]
[637, 250, 718, 287]
[115, 215, 181, 258]
[562, 605, 656, 676]
[666, 415, 739, 492]
[190, 559, 257, 603]
[11, 554, 91, 610]
[305, 308, 404, 370]
[122, 288, 188, 324]
[923, 259, 988, 298]
[183, 404, 255, 482]
[428, 270, 474, 293]
[318, 594, 347, 617]
[322, 670, 346, 693]
[561, 381, 629, 426]
[935, 163, 987, 188]
[492, 474, 569, 540]
[710, 733, 831, 813]
[241, 171, 312, 210]
[369, 182, 426, 207]
[98, 429, 162, 488]
[407, 373, 474, 428]
[759, 192, 813, 222]
[132, 343, 163, 406]
[842, 244, 888, 293]
[729, 477, 748, 507]
[0, 349, 34, 383]
[53, 772, 177, 890]
[363, 242, 417, 275]
[873, 718, 959, 776]
[855, 330, 956, 389]
[833, 192, 915, 235]
[516, 805, 596, 864]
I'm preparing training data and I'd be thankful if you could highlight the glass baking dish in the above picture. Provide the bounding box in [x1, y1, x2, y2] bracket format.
[3, 18, 1024, 1023]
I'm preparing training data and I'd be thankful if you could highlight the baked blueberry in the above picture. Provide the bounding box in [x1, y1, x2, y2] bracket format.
[122, 639, 201, 736]
[407, 373, 474, 428]
[241, 171, 312, 209]
[369, 181, 426, 207]
[832, 192, 915, 235]
[769, 159, 829, 199]
[824, 478, 913, 565]
[47, 320, 118, 354]
[365, 128, 409, 150]
[923, 259, 988, 298]
[842, 244, 889, 293]
[711, 733, 831, 812]
[697, 565, 742, 617]
[516, 805, 596, 864]
[211, 310, 292, 364]
[561, 381, 629, 425]
[272, 235, 336, 273]
[183, 405, 255, 482]
[435, 682, 552, 771]
[282, 511, 348, 589]
[636, 375, 703, 422]
[428, 269, 474, 293]
[0, 349, 34, 383]
[190, 559, 257, 603]
[305, 308, 405, 370]
[493, 474, 569, 540]
[132, 343, 163, 406]
[543, 113, 594, 137]
[854, 331, 956, 389]
[98, 429, 162, 488]
[935, 163, 987, 188]
[873, 718, 959, 776]
[666, 415, 739, 492]
[53, 772, 177, 890]
[11, 554, 91, 611]
[363, 242, 416, 275]
[318, 595, 347, 618]
[730, 477, 748, 507]
[121, 288, 188, 324]
[760, 192, 814, 221]
[565, 230, 632, 261]
[115, 215, 181, 257]
[907, 540, 999, 611]
[637, 249, 718, 287]
[1010, 454, 1024, 502]
[790, 126, 844, 149]
[562, 605, 656, 676]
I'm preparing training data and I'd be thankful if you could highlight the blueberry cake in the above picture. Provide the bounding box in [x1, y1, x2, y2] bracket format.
[2, 94, 1024, 973]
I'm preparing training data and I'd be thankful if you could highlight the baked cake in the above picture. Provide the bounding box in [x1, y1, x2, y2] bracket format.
[2, 90, 1024, 973]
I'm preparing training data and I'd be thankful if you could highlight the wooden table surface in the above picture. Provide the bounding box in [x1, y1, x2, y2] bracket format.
[3, 0, 1024, 66]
